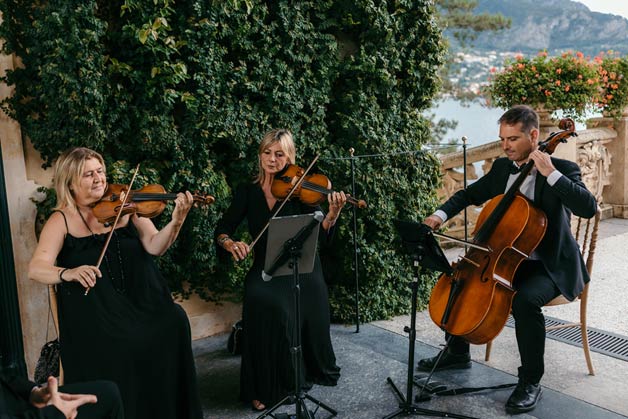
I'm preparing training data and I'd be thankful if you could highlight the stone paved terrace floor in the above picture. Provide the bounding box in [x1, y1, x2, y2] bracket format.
[194, 217, 628, 418]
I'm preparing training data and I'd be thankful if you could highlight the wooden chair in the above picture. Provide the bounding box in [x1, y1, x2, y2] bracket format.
[48, 284, 64, 384]
[484, 208, 601, 376]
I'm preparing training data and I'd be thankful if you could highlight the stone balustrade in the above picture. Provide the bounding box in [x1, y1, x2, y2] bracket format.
[438, 124, 618, 238]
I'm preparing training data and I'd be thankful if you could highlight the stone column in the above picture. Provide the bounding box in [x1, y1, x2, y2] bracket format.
[0, 50, 50, 376]
[598, 108, 628, 218]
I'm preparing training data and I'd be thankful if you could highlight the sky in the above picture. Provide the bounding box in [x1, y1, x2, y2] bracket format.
[575, 0, 628, 19]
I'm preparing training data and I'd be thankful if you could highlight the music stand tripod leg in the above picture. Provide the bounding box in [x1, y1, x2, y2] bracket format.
[257, 242, 336, 419]
[384, 251, 476, 419]
[384, 258, 438, 418]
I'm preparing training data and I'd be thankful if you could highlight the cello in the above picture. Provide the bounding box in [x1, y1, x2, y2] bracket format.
[428, 118, 577, 345]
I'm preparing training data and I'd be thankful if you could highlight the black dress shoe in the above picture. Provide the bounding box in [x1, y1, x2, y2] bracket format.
[505, 380, 542, 414]
[416, 350, 471, 371]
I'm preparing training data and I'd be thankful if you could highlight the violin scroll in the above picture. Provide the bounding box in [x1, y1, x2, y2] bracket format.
[192, 193, 216, 206]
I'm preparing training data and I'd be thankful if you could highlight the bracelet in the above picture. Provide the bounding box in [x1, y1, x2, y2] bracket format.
[58, 268, 69, 283]
[217, 236, 231, 247]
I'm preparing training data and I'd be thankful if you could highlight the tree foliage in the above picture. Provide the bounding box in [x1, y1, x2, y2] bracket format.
[0, 0, 446, 322]
[435, 0, 511, 100]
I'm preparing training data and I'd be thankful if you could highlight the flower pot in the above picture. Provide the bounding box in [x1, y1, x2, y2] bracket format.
[535, 106, 559, 137]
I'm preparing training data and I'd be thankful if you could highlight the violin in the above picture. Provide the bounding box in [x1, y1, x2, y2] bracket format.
[91, 183, 215, 224]
[428, 119, 576, 345]
[271, 164, 367, 208]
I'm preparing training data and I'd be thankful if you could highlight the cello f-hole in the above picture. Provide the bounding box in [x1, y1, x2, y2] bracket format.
[480, 254, 491, 283]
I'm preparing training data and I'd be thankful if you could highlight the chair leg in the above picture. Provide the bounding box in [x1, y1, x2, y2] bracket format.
[580, 296, 595, 376]
[485, 340, 493, 361]
[580, 325, 595, 376]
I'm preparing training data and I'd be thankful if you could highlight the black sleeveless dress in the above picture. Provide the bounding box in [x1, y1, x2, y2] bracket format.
[55, 216, 202, 419]
[216, 183, 341, 406]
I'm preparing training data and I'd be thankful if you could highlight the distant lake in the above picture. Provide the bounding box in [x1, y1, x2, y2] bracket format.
[428, 99, 506, 147]
[429, 98, 600, 149]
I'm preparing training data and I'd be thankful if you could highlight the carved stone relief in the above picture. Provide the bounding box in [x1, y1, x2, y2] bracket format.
[577, 140, 611, 204]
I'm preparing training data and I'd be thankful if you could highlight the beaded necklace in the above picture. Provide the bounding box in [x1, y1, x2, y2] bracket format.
[77, 208, 126, 294]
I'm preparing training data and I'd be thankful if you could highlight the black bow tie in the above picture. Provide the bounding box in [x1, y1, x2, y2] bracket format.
[509, 164, 523, 175]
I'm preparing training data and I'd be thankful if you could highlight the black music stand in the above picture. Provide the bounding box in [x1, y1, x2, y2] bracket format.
[383, 220, 473, 419]
[257, 212, 337, 419]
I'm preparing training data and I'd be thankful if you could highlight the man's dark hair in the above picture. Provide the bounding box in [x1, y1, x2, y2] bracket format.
[498, 105, 539, 133]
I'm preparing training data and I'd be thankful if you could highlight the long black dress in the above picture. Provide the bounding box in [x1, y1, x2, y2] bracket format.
[216, 183, 340, 406]
[55, 214, 202, 419]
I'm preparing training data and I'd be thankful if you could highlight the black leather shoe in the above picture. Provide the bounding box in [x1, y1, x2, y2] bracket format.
[505, 380, 542, 414]
[416, 350, 471, 371]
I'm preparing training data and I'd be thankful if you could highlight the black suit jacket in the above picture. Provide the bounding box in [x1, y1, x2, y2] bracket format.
[0, 375, 64, 419]
[439, 157, 597, 300]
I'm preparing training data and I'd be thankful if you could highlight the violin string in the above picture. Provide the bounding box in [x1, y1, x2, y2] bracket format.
[301, 181, 331, 194]
[129, 193, 178, 201]
[300, 180, 360, 204]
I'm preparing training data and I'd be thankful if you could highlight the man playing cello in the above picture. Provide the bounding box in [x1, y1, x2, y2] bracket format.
[417, 105, 597, 414]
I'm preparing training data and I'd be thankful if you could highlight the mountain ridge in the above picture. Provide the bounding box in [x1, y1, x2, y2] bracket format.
[452, 0, 628, 55]
[446, 0, 628, 92]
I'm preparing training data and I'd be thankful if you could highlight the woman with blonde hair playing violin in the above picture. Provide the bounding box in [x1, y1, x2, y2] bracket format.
[28, 147, 202, 419]
[216, 129, 346, 411]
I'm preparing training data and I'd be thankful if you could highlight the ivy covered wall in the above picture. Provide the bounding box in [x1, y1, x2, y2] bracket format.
[0, 0, 446, 322]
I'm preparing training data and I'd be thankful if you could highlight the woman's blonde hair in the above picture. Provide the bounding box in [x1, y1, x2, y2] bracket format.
[53, 147, 106, 210]
[254, 129, 296, 184]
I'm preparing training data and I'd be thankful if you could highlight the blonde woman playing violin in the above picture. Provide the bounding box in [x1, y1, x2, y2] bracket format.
[28, 147, 202, 419]
[215, 129, 346, 411]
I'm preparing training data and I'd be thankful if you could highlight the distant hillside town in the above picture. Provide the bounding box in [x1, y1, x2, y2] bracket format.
[448, 0, 628, 93]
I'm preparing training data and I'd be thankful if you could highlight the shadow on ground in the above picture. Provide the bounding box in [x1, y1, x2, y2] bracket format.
[194, 324, 626, 419]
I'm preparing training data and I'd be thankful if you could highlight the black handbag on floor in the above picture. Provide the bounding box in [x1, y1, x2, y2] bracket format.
[34, 339, 60, 383]
[227, 320, 243, 355]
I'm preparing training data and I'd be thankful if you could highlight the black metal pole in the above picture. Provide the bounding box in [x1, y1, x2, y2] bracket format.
[291, 252, 305, 419]
[384, 253, 474, 419]
[257, 222, 337, 419]
[0, 145, 27, 377]
[349, 148, 360, 333]
[462, 136, 469, 246]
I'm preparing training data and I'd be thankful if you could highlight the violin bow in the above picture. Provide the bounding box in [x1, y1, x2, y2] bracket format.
[247, 154, 320, 251]
[85, 163, 141, 295]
